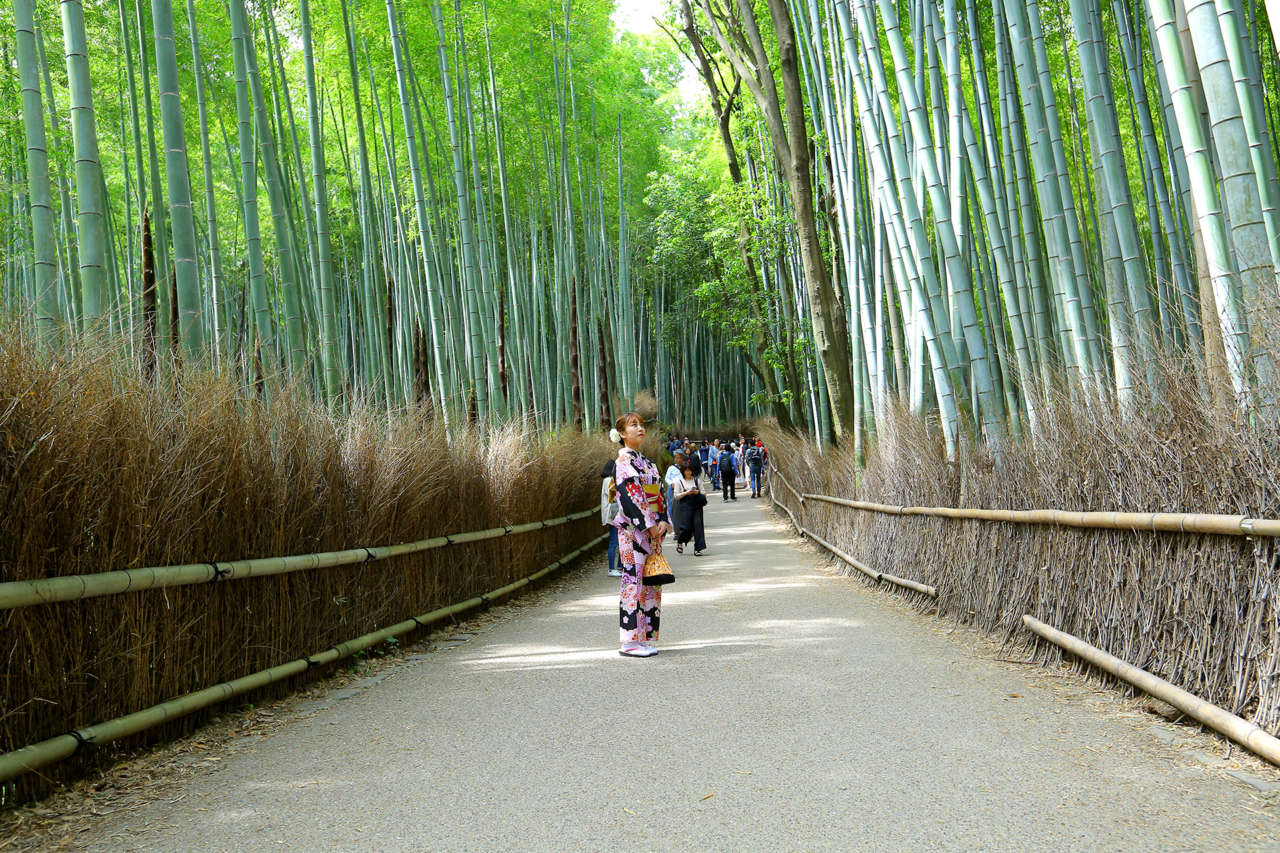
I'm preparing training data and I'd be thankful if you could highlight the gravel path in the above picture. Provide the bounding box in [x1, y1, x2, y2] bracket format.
[60, 496, 1280, 851]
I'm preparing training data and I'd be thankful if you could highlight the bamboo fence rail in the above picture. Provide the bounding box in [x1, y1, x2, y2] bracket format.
[0, 508, 598, 611]
[797, 493, 1280, 538]
[1023, 616, 1280, 765]
[769, 469, 803, 533]
[767, 474, 936, 597]
[0, 534, 606, 784]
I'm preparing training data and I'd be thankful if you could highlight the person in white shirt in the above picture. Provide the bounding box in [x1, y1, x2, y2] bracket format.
[664, 451, 685, 514]
[600, 457, 623, 577]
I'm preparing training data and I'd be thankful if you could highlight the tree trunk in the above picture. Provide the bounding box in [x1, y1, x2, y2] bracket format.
[597, 320, 611, 430]
[142, 209, 157, 381]
[765, 0, 857, 439]
[569, 276, 584, 431]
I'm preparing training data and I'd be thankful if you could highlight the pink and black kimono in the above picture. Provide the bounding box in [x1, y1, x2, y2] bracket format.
[612, 447, 669, 644]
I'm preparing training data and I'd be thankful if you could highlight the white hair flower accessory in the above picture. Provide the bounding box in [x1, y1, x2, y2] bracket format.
[608, 428, 621, 443]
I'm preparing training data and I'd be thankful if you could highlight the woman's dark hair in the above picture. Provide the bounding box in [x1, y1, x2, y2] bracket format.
[614, 411, 643, 444]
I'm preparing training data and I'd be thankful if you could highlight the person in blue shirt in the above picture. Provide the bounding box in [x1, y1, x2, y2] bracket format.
[707, 440, 722, 490]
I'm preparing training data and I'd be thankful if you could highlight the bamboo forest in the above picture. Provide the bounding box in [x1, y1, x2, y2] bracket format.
[4, 0, 1280, 447]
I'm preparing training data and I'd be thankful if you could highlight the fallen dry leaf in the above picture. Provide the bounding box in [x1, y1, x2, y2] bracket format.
[700, 793, 714, 801]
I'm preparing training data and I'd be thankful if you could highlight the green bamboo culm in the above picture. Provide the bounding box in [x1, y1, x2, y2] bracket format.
[60, 0, 109, 327]
[299, 0, 342, 399]
[151, 0, 204, 358]
[15, 0, 60, 337]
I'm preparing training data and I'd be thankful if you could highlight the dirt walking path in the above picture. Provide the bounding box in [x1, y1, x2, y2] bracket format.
[34, 494, 1280, 851]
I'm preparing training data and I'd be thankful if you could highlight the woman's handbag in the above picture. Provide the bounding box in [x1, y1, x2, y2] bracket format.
[687, 491, 708, 510]
[642, 548, 675, 586]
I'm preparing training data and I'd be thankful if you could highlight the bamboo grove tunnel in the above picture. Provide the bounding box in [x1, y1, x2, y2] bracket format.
[4, 0, 1280, 847]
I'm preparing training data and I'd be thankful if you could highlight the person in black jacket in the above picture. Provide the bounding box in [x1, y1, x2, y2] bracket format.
[719, 443, 738, 501]
[671, 461, 708, 555]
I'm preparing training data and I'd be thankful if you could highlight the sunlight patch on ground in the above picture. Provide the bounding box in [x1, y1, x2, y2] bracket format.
[747, 617, 865, 632]
[459, 633, 836, 672]
[458, 645, 618, 672]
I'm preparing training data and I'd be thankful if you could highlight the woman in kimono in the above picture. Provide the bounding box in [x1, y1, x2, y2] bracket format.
[611, 412, 671, 657]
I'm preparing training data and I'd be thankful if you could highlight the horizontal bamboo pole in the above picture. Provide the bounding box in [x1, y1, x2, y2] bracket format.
[0, 534, 607, 784]
[800, 493, 1280, 538]
[772, 468, 803, 504]
[1021, 615, 1280, 767]
[0, 508, 598, 611]
[803, 527, 938, 598]
[768, 482, 802, 533]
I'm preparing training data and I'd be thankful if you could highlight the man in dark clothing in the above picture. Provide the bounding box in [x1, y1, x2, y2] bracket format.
[719, 444, 738, 501]
[746, 440, 766, 498]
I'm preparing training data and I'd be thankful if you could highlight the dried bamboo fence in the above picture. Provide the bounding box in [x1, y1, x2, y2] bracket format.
[0, 526, 605, 786]
[1, 505, 604, 801]
[765, 455, 1280, 767]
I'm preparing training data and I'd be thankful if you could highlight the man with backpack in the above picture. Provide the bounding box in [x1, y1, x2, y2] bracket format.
[746, 440, 766, 498]
[719, 443, 738, 501]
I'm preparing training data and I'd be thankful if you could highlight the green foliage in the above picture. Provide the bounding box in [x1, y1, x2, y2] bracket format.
[643, 144, 810, 391]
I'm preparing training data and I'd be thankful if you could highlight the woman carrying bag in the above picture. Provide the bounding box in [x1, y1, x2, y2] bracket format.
[611, 412, 671, 658]
[672, 462, 708, 556]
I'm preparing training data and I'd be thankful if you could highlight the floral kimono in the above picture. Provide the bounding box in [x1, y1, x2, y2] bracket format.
[612, 447, 669, 644]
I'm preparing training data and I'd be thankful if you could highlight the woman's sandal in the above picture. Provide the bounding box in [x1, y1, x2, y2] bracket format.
[676, 544, 684, 554]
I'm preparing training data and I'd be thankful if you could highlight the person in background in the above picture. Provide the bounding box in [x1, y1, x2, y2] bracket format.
[698, 440, 711, 471]
[719, 443, 738, 501]
[613, 412, 671, 657]
[665, 451, 686, 518]
[672, 461, 708, 556]
[601, 456, 622, 577]
[746, 439, 766, 498]
[708, 439, 722, 490]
